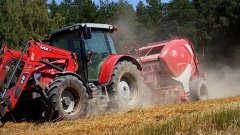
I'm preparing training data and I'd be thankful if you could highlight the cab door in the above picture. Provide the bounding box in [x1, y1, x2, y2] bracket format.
[84, 31, 110, 81]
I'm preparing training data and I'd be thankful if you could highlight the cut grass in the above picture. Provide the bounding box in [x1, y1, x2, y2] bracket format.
[0, 96, 240, 135]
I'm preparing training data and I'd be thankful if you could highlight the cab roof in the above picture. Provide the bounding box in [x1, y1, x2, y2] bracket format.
[47, 23, 115, 37]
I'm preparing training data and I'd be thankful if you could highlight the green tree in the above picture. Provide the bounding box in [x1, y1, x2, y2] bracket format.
[136, 0, 164, 43]
[48, 0, 65, 31]
[136, 0, 156, 44]
[59, 0, 98, 25]
[165, 0, 197, 40]
[0, 0, 4, 45]
[136, 1, 149, 24]
[22, 0, 50, 38]
[146, 0, 163, 29]
[195, 0, 240, 67]
[49, 0, 59, 18]
[58, 0, 76, 25]
[0, 0, 26, 48]
[97, 0, 117, 23]
[74, 0, 98, 22]
[0, 0, 62, 49]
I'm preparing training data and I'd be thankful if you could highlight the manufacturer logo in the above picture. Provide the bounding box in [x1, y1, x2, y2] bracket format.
[20, 74, 28, 85]
[172, 50, 177, 57]
[40, 46, 52, 52]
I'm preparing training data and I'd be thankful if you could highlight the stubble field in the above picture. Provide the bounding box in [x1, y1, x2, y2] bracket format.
[0, 96, 239, 135]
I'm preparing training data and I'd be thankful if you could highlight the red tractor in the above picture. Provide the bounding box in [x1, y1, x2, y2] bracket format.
[0, 23, 143, 121]
[134, 37, 209, 103]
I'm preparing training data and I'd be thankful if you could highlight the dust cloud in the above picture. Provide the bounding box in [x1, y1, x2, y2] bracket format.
[206, 66, 240, 98]
[88, 3, 240, 116]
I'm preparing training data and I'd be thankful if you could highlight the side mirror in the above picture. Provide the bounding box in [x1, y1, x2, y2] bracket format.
[83, 26, 92, 39]
[86, 50, 92, 65]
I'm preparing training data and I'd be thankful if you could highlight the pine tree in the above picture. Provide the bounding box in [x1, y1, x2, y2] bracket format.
[146, 0, 163, 29]
[49, 0, 58, 18]
[97, 0, 117, 23]
[58, 0, 76, 25]
[48, 0, 65, 31]
[165, 0, 197, 40]
[136, 0, 164, 42]
[74, 0, 98, 22]
[136, 1, 149, 24]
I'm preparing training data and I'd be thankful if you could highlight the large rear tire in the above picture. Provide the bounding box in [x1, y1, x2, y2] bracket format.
[189, 79, 209, 101]
[108, 61, 143, 110]
[45, 75, 88, 121]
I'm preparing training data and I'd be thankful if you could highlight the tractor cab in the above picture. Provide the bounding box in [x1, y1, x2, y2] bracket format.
[46, 23, 118, 82]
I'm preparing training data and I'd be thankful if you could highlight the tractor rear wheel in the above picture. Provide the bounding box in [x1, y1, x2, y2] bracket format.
[108, 61, 143, 110]
[189, 79, 209, 101]
[45, 75, 88, 121]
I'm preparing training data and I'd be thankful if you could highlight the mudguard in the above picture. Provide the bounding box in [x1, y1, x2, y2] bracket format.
[58, 71, 90, 95]
[98, 54, 141, 84]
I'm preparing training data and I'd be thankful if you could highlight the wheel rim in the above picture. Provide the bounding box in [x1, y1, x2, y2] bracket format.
[118, 72, 138, 106]
[61, 87, 81, 114]
[119, 81, 131, 100]
[200, 85, 208, 100]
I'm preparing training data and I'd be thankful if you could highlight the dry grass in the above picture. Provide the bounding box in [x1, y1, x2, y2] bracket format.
[0, 96, 240, 135]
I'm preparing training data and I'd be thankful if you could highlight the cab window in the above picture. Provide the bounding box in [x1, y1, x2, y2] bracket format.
[51, 31, 83, 75]
[107, 33, 117, 54]
[51, 31, 81, 54]
[84, 31, 110, 81]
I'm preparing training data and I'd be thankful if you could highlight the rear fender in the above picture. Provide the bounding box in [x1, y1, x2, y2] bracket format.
[98, 54, 141, 84]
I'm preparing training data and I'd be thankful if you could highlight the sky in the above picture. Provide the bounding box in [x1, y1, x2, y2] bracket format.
[48, 0, 171, 7]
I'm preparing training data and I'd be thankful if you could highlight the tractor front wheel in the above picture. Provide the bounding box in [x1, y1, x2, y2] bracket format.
[45, 75, 88, 121]
[108, 61, 143, 110]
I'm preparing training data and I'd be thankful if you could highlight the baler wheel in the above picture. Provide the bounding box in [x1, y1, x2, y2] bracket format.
[45, 75, 88, 121]
[108, 61, 143, 110]
[189, 79, 209, 101]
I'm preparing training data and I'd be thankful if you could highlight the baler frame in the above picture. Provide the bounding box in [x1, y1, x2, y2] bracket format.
[125, 37, 208, 103]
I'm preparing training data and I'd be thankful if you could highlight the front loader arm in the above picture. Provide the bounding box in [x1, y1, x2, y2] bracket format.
[0, 39, 78, 117]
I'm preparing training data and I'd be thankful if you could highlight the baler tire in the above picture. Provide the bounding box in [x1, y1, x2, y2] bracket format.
[107, 61, 143, 110]
[45, 75, 88, 121]
[189, 79, 209, 101]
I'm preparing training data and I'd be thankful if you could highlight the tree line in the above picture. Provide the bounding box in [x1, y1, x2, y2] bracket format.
[0, 0, 239, 68]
